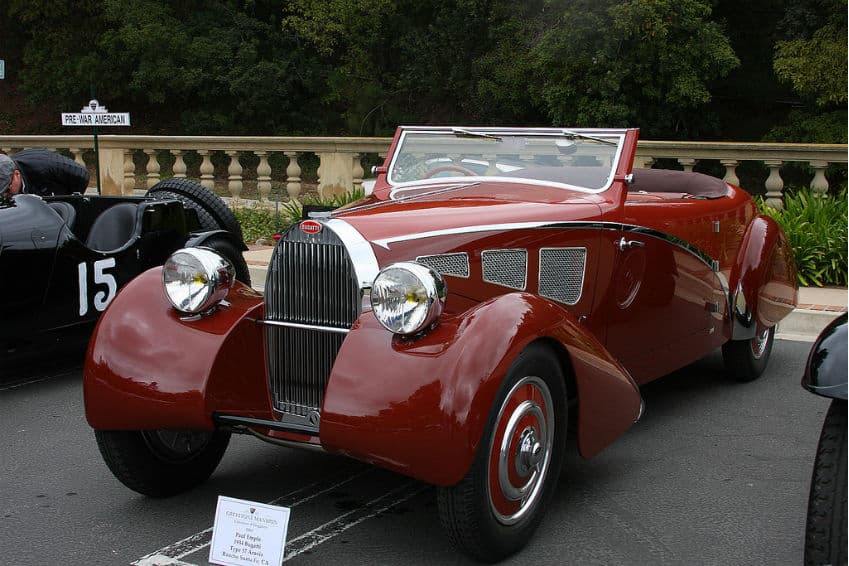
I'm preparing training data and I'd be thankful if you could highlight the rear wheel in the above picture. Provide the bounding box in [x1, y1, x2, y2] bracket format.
[437, 343, 566, 562]
[146, 178, 244, 242]
[722, 325, 775, 382]
[94, 428, 230, 497]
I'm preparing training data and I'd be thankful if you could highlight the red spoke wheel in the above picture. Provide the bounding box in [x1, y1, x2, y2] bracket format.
[438, 343, 567, 562]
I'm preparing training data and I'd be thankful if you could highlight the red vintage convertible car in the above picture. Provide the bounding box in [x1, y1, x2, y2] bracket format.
[84, 127, 797, 562]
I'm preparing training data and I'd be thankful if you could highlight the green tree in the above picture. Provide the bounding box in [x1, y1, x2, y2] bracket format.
[6, 0, 320, 134]
[525, 0, 739, 138]
[769, 0, 847, 142]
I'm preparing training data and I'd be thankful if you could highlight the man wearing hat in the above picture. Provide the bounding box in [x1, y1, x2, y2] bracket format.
[0, 149, 90, 198]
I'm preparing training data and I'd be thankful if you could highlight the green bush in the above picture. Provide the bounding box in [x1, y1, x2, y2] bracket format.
[232, 188, 367, 243]
[279, 188, 366, 226]
[232, 205, 287, 244]
[757, 189, 848, 287]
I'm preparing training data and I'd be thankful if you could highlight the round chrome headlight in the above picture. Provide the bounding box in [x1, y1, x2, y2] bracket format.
[370, 262, 446, 335]
[162, 248, 235, 314]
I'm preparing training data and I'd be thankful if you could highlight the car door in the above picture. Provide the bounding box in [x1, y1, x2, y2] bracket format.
[600, 224, 716, 384]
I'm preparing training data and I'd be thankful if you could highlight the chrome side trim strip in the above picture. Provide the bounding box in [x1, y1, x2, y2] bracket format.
[259, 319, 350, 335]
[372, 221, 571, 248]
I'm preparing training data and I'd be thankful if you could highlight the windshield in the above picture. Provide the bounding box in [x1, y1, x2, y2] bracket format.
[387, 127, 626, 193]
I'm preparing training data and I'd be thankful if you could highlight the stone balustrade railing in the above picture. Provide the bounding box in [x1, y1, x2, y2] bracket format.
[1, 135, 845, 209]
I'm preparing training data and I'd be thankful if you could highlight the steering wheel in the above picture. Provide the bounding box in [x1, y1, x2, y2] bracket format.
[423, 164, 478, 178]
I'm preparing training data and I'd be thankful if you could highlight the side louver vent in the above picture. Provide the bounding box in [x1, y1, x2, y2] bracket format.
[482, 249, 527, 290]
[416, 252, 470, 278]
[538, 247, 586, 305]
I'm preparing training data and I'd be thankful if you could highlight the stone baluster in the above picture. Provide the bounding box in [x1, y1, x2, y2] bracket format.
[352, 153, 364, 193]
[69, 147, 86, 167]
[226, 151, 243, 200]
[764, 160, 785, 209]
[143, 149, 160, 189]
[198, 150, 215, 191]
[171, 150, 187, 178]
[633, 156, 655, 169]
[720, 159, 740, 186]
[809, 161, 829, 195]
[677, 158, 697, 172]
[123, 150, 136, 195]
[285, 151, 302, 202]
[255, 151, 272, 201]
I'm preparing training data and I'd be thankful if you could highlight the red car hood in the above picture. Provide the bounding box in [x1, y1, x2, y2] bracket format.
[335, 182, 607, 248]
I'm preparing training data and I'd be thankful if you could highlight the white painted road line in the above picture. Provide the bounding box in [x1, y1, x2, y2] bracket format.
[131, 465, 378, 565]
[283, 481, 428, 561]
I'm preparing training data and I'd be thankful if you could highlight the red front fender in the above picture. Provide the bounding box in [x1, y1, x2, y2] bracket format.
[320, 292, 641, 486]
[84, 268, 269, 431]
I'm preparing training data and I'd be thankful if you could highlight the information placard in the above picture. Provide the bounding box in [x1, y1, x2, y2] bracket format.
[61, 112, 131, 126]
[209, 496, 291, 566]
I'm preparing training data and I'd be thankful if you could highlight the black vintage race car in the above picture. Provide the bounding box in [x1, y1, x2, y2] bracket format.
[802, 313, 847, 566]
[0, 178, 250, 364]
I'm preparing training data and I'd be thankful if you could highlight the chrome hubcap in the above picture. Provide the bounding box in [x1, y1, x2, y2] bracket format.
[488, 375, 554, 526]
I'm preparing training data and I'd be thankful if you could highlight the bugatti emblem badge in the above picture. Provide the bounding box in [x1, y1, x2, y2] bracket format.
[300, 220, 322, 235]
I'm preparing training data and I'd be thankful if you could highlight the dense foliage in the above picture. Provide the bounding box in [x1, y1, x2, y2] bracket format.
[233, 188, 366, 243]
[1, 0, 845, 142]
[758, 190, 848, 287]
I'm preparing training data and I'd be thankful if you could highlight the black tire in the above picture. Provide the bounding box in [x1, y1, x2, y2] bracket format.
[805, 399, 848, 566]
[94, 428, 230, 498]
[146, 178, 244, 243]
[722, 325, 775, 382]
[199, 235, 251, 286]
[437, 343, 567, 562]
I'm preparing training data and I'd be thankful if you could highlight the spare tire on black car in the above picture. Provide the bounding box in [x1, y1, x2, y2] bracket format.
[146, 178, 244, 243]
[147, 178, 251, 286]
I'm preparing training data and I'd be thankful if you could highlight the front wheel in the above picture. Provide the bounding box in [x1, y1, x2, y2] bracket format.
[722, 325, 775, 382]
[804, 399, 847, 566]
[94, 428, 230, 497]
[437, 343, 567, 562]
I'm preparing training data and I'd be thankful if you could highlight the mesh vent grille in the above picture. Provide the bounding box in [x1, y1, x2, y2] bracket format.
[416, 253, 470, 278]
[482, 249, 527, 290]
[538, 247, 586, 305]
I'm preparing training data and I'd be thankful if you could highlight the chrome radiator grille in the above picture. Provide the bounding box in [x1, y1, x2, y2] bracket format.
[264, 225, 360, 430]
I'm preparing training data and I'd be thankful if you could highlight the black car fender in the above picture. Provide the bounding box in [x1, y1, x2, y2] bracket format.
[802, 313, 848, 400]
[183, 230, 247, 252]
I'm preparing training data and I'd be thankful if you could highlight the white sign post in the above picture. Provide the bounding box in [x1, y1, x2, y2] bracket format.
[60, 99, 131, 194]
[209, 496, 291, 566]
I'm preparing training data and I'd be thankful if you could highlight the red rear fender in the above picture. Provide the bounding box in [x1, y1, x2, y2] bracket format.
[729, 216, 798, 338]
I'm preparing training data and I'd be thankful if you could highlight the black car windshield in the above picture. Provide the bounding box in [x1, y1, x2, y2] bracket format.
[387, 127, 626, 193]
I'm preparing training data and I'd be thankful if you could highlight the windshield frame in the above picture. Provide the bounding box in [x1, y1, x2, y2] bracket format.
[386, 126, 628, 195]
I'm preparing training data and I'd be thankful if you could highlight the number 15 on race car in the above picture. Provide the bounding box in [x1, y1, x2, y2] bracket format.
[78, 258, 118, 316]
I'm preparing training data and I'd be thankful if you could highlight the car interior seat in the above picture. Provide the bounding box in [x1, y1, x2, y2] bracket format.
[85, 202, 140, 252]
[48, 201, 77, 229]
